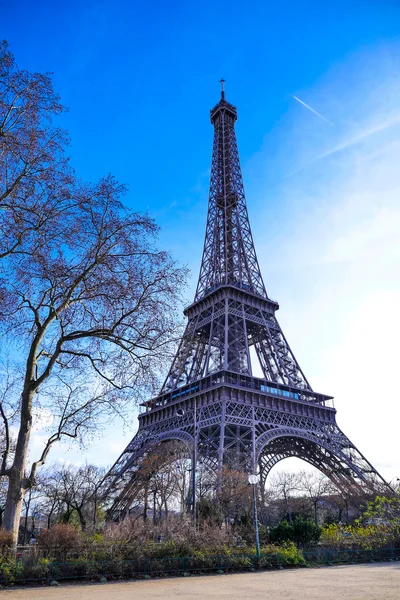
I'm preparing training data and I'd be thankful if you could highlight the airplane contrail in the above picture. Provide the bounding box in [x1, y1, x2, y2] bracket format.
[292, 95, 333, 125]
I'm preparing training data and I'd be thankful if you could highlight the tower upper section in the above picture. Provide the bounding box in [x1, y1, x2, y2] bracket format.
[194, 88, 267, 302]
[159, 88, 312, 393]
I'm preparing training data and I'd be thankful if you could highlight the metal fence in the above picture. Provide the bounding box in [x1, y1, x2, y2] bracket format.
[2, 547, 400, 585]
[303, 547, 400, 565]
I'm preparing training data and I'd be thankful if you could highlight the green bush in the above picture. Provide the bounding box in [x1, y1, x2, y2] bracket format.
[260, 542, 305, 566]
[270, 517, 321, 548]
[321, 522, 396, 551]
[318, 496, 400, 552]
[276, 542, 306, 565]
[0, 556, 24, 583]
[196, 497, 222, 527]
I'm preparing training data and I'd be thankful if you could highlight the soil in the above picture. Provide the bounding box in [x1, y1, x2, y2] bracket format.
[2, 563, 399, 599]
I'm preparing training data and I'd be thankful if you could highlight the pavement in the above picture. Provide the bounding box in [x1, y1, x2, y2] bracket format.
[3, 563, 400, 599]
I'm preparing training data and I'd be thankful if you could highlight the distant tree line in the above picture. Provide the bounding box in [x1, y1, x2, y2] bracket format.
[11, 440, 385, 547]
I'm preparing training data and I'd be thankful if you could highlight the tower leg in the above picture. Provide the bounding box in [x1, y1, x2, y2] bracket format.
[217, 399, 226, 471]
[216, 399, 226, 495]
[251, 407, 256, 474]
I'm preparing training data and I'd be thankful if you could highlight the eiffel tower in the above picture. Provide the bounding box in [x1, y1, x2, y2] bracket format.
[103, 84, 390, 517]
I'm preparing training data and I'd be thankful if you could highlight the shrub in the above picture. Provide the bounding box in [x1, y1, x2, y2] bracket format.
[99, 517, 236, 561]
[38, 524, 82, 561]
[0, 529, 13, 557]
[0, 556, 24, 583]
[321, 522, 396, 551]
[360, 496, 400, 525]
[21, 558, 51, 581]
[320, 523, 349, 549]
[260, 542, 305, 566]
[196, 497, 222, 527]
[270, 517, 321, 548]
[276, 542, 306, 565]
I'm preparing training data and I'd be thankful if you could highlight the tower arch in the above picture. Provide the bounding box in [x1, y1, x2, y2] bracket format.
[256, 429, 370, 495]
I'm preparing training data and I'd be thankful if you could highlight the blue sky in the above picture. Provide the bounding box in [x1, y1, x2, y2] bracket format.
[3, 0, 400, 480]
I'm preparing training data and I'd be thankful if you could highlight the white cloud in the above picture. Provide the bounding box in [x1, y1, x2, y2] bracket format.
[253, 42, 400, 482]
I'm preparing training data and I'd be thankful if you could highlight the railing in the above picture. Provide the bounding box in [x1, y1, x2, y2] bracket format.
[304, 546, 400, 565]
[2, 547, 400, 585]
[144, 370, 334, 412]
[183, 282, 278, 310]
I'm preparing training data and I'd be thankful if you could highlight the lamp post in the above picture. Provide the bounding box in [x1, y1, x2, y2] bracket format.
[248, 473, 261, 562]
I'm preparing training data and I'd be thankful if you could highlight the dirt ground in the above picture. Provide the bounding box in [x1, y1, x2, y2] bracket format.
[2, 563, 400, 600]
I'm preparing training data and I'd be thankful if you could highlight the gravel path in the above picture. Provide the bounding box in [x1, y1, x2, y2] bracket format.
[2, 563, 399, 599]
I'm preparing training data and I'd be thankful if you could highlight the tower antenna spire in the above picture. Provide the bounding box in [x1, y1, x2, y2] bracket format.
[220, 78, 225, 100]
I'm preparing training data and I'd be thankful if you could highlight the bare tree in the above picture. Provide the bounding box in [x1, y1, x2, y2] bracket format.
[19, 463, 107, 533]
[0, 363, 18, 474]
[268, 471, 301, 523]
[0, 40, 72, 262]
[217, 468, 251, 525]
[298, 470, 334, 524]
[153, 442, 193, 518]
[0, 365, 17, 528]
[196, 463, 216, 503]
[128, 442, 191, 522]
[55, 463, 106, 531]
[169, 447, 192, 514]
[0, 44, 187, 545]
[0, 181, 186, 543]
[22, 480, 43, 542]
[152, 461, 178, 523]
[36, 468, 64, 530]
[0, 476, 7, 527]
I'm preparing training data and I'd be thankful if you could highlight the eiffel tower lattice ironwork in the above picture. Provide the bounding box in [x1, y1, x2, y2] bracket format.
[102, 85, 390, 517]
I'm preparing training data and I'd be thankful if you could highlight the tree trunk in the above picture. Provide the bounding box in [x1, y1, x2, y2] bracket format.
[164, 498, 168, 522]
[76, 507, 86, 531]
[153, 490, 157, 524]
[93, 490, 98, 530]
[143, 483, 148, 522]
[64, 506, 71, 523]
[3, 386, 35, 550]
[23, 497, 30, 543]
[3, 471, 26, 549]
[284, 493, 292, 522]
